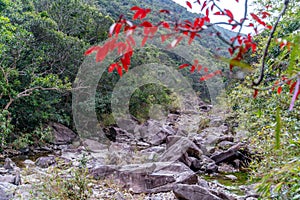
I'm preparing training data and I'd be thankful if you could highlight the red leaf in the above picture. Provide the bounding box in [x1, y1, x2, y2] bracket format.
[214, 70, 222, 75]
[232, 25, 238, 30]
[179, 63, 190, 69]
[261, 11, 271, 19]
[228, 48, 234, 56]
[161, 22, 170, 29]
[141, 21, 152, 27]
[204, 67, 208, 73]
[114, 23, 123, 35]
[131, 6, 151, 20]
[253, 89, 258, 98]
[160, 9, 171, 14]
[214, 11, 223, 15]
[224, 9, 234, 19]
[141, 36, 148, 47]
[96, 45, 108, 62]
[250, 13, 266, 26]
[108, 63, 118, 73]
[197, 65, 202, 71]
[190, 65, 196, 73]
[206, 8, 209, 17]
[266, 25, 272, 30]
[161, 34, 171, 43]
[277, 86, 282, 94]
[290, 81, 297, 94]
[117, 64, 123, 77]
[186, 1, 192, 9]
[84, 46, 100, 56]
[188, 32, 197, 45]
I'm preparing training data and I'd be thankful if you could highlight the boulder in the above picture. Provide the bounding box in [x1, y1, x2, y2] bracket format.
[48, 122, 77, 145]
[4, 158, 16, 171]
[136, 120, 173, 145]
[173, 184, 222, 200]
[210, 143, 243, 164]
[35, 156, 56, 168]
[90, 162, 198, 193]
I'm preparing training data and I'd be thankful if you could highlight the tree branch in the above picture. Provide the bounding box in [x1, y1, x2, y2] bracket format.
[252, 0, 290, 86]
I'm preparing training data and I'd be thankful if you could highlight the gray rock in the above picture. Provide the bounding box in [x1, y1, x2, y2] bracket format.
[217, 141, 235, 150]
[48, 122, 77, 145]
[218, 163, 238, 173]
[136, 120, 172, 145]
[82, 139, 108, 153]
[173, 184, 222, 200]
[4, 158, 16, 171]
[164, 136, 203, 161]
[35, 156, 56, 168]
[224, 174, 238, 181]
[210, 143, 242, 164]
[90, 165, 119, 179]
[91, 162, 197, 193]
[0, 182, 15, 200]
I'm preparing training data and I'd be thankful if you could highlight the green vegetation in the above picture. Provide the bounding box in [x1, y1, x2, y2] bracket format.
[0, 0, 112, 147]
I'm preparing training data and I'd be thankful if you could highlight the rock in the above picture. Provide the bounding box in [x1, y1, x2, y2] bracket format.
[82, 139, 108, 153]
[0, 187, 10, 200]
[0, 182, 16, 200]
[217, 141, 235, 150]
[91, 162, 197, 193]
[0, 168, 8, 174]
[224, 174, 238, 181]
[48, 122, 77, 145]
[210, 143, 242, 164]
[90, 165, 119, 179]
[164, 136, 203, 161]
[173, 184, 222, 200]
[23, 159, 35, 167]
[4, 158, 16, 171]
[136, 120, 172, 145]
[218, 163, 237, 173]
[206, 162, 218, 173]
[0, 175, 15, 184]
[35, 156, 56, 168]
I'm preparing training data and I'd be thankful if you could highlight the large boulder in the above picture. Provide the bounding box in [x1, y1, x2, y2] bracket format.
[90, 162, 198, 193]
[48, 122, 77, 145]
[136, 120, 175, 145]
[173, 184, 222, 200]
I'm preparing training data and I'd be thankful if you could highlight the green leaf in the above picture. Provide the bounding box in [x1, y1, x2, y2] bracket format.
[217, 56, 253, 71]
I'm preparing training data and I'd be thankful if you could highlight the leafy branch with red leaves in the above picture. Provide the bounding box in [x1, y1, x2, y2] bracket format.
[85, 0, 299, 110]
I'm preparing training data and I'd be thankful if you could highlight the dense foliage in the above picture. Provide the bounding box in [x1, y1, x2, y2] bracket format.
[0, 0, 111, 147]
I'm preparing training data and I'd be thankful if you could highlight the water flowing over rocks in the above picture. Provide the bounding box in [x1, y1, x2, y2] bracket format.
[0, 107, 259, 199]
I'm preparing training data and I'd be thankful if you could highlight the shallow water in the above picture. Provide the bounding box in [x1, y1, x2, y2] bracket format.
[202, 171, 250, 195]
[0, 152, 50, 168]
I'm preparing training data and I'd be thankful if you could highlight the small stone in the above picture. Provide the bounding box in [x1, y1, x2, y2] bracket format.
[224, 174, 238, 181]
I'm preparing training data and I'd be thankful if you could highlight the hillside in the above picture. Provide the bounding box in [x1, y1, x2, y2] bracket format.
[97, 0, 237, 54]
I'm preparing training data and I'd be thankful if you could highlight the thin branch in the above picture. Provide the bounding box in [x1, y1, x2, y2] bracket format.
[232, 0, 248, 46]
[252, 0, 290, 86]
[252, 73, 298, 91]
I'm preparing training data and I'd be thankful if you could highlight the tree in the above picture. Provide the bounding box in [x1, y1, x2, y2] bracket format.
[0, 0, 112, 147]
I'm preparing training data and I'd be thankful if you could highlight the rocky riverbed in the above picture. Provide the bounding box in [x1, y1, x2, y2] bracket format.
[0, 106, 260, 200]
